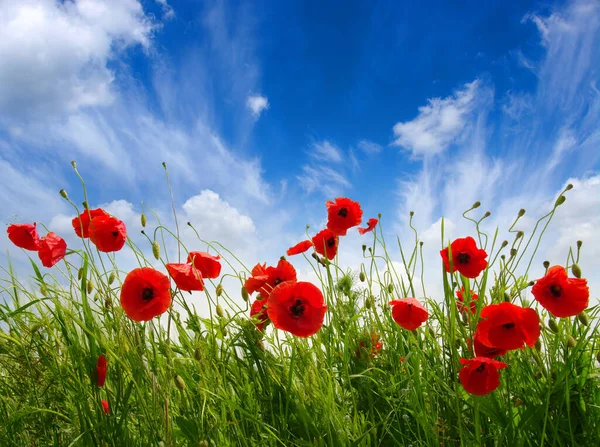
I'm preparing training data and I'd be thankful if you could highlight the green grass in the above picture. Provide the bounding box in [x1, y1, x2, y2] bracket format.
[0, 170, 598, 446]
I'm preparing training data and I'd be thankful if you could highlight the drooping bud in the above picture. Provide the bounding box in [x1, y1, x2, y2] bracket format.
[409, 211, 414, 217]
[162, 161, 167, 168]
[483, 211, 491, 218]
[194, 347, 202, 361]
[174, 374, 186, 390]
[104, 297, 112, 310]
[419, 241, 424, 247]
[220, 324, 228, 337]
[82, 201, 89, 210]
[510, 248, 517, 257]
[566, 183, 573, 191]
[59, 189, 69, 200]
[516, 231, 524, 240]
[359, 272, 366, 282]
[152, 241, 160, 260]
[472, 201, 481, 209]
[216, 305, 225, 318]
[543, 261, 550, 269]
[535, 339, 542, 351]
[78, 268, 84, 281]
[577, 312, 588, 326]
[140, 213, 147, 228]
[387, 284, 394, 294]
[87, 281, 94, 295]
[518, 209, 526, 217]
[501, 240, 508, 248]
[571, 263, 582, 279]
[567, 335, 576, 349]
[108, 272, 115, 285]
[528, 280, 535, 287]
[362, 244, 367, 253]
[216, 284, 223, 297]
[71, 161, 77, 169]
[40, 284, 48, 296]
[366, 295, 375, 309]
[548, 318, 559, 333]
[576, 240, 582, 249]
[554, 196, 566, 207]
[241, 286, 249, 302]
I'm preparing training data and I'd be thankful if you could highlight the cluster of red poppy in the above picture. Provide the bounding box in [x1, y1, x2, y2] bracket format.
[7, 223, 67, 268]
[72, 208, 127, 252]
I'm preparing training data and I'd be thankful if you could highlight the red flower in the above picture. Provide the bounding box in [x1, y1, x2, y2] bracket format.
[101, 400, 109, 415]
[267, 281, 327, 338]
[96, 355, 107, 387]
[475, 302, 540, 351]
[312, 229, 339, 260]
[286, 240, 313, 256]
[326, 197, 363, 236]
[357, 333, 383, 359]
[38, 232, 67, 268]
[358, 218, 378, 235]
[7, 223, 40, 251]
[459, 357, 508, 396]
[89, 215, 127, 253]
[531, 265, 589, 318]
[389, 298, 429, 330]
[187, 252, 222, 279]
[72, 208, 109, 238]
[250, 298, 269, 331]
[440, 237, 488, 278]
[166, 263, 204, 292]
[120, 267, 171, 321]
[472, 332, 507, 358]
[456, 287, 479, 314]
[244, 259, 297, 298]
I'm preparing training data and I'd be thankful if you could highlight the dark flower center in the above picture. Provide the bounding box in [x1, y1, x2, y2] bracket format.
[327, 237, 336, 248]
[289, 299, 305, 318]
[550, 284, 562, 298]
[142, 287, 154, 302]
[112, 231, 119, 237]
[274, 278, 282, 285]
[337, 207, 348, 218]
[476, 363, 486, 373]
[457, 252, 470, 264]
[502, 322, 515, 330]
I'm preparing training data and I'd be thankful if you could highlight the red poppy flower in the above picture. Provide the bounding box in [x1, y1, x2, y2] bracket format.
[96, 355, 107, 387]
[459, 357, 508, 396]
[250, 298, 269, 331]
[312, 229, 339, 260]
[166, 263, 204, 292]
[89, 215, 127, 253]
[38, 232, 67, 268]
[389, 298, 429, 331]
[358, 218, 378, 235]
[475, 302, 540, 351]
[326, 197, 363, 236]
[440, 237, 488, 279]
[472, 332, 507, 358]
[456, 287, 479, 314]
[244, 259, 297, 298]
[531, 265, 589, 318]
[286, 240, 313, 256]
[267, 281, 327, 338]
[7, 223, 40, 251]
[101, 400, 109, 414]
[72, 208, 110, 238]
[186, 252, 222, 279]
[120, 267, 171, 322]
[357, 333, 383, 359]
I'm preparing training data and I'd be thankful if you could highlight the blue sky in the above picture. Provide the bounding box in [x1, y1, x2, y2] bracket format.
[1, 0, 599, 299]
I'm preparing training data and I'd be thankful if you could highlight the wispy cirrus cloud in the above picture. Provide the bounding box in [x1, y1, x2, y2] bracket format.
[246, 95, 269, 118]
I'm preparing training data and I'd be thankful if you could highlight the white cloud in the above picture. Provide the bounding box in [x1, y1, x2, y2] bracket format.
[246, 95, 269, 118]
[297, 165, 351, 198]
[154, 0, 174, 19]
[310, 140, 343, 163]
[0, 0, 156, 121]
[357, 140, 382, 154]
[391, 80, 489, 157]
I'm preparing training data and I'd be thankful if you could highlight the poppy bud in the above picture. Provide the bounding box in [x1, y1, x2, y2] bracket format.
[174, 374, 186, 390]
[510, 248, 517, 257]
[194, 347, 202, 361]
[554, 196, 566, 207]
[483, 211, 491, 218]
[78, 268, 84, 281]
[162, 161, 167, 168]
[387, 284, 394, 294]
[500, 254, 506, 261]
[518, 209, 526, 217]
[366, 295, 375, 309]
[220, 324, 228, 337]
[409, 211, 414, 217]
[534, 371, 542, 380]
[567, 335, 576, 349]
[528, 281, 535, 287]
[152, 241, 160, 260]
[362, 244, 367, 253]
[427, 326, 436, 339]
[543, 260, 550, 269]
[548, 318, 559, 333]
[140, 213, 147, 228]
[108, 272, 115, 285]
[40, 284, 49, 296]
[513, 398, 525, 407]
[571, 263, 582, 279]
[60, 189, 69, 200]
[82, 201, 89, 210]
[71, 160, 77, 169]
[535, 339, 542, 351]
[199, 441, 209, 447]
[522, 299, 530, 307]
[241, 286, 249, 302]
[216, 284, 223, 297]
[566, 183, 573, 190]
[472, 201, 481, 209]
[461, 312, 469, 325]
[577, 312, 588, 326]
[576, 240, 582, 249]
[516, 231, 524, 240]
[87, 281, 94, 295]
[504, 292, 510, 302]
[501, 240, 508, 248]
[359, 272, 366, 282]
[216, 304, 225, 318]
[419, 241, 424, 247]
[105, 297, 112, 310]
